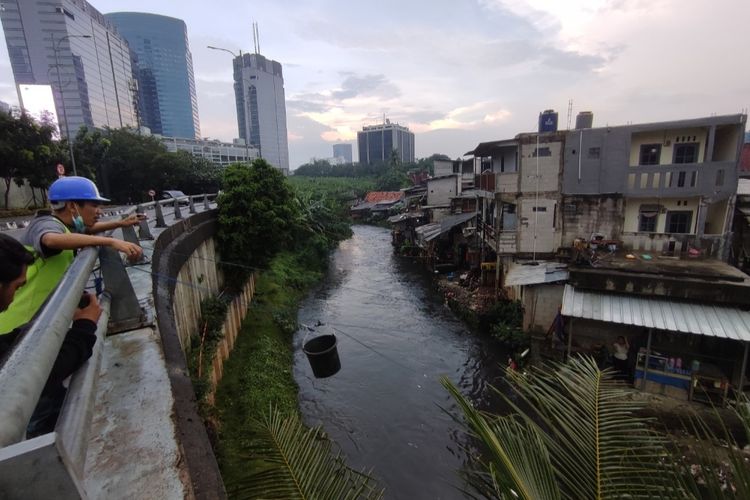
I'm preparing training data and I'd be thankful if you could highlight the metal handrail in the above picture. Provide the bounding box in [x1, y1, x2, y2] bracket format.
[0, 247, 98, 446]
[0, 193, 217, 447]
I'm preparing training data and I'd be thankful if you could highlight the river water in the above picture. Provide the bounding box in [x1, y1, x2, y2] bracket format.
[294, 225, 511, 499]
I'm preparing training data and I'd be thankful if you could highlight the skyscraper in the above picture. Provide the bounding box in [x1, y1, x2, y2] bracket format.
[0, 0, 137, 138]
[105, 12, 200, 139]
[332, 143, 353, 163]
[233, 52, 289, 173]
[357, 120, 415, 165]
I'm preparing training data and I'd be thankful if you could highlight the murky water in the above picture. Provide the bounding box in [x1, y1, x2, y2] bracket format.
[294, 225, 511, 499]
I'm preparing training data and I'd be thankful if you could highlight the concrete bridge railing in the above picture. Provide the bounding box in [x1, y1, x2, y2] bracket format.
[0, 194, 226, 498]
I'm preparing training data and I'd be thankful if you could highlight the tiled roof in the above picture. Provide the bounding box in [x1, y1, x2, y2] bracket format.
[364, 191, 403, 203]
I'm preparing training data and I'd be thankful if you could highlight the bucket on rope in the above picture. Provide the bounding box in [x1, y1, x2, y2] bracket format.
[303, 334, 341, 378]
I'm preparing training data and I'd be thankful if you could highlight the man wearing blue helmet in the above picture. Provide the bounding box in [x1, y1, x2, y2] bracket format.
[0, 176, 143, 333]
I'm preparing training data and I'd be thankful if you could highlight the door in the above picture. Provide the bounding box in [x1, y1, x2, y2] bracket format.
[519, 198, 557, 253]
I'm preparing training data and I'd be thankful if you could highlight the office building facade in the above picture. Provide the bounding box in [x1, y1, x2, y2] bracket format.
[332, 143, 353, 163]
[357, 120, 415, 164]
[0, 0, 137, 139]
[233, 52, 289, 173]
[105, 12, 200, 139]
[160, 136, 259, 167]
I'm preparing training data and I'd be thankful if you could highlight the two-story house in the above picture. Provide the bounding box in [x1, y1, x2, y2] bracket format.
[562, 114, 747, 258]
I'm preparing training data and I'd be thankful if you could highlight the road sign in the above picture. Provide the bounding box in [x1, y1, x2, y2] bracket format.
[148, 189, 156, 201]
[56, 163, 65, 177]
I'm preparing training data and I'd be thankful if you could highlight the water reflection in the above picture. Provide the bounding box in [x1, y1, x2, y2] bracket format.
[294, 225, 510, 499]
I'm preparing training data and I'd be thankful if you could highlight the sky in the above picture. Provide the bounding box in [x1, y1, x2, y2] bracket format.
[0, 0, 748, 169]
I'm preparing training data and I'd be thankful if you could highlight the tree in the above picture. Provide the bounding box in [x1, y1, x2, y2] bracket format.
[444, 356, 750, 499]
[235, 408, 383, 499]
[0, 112, 59, 209]
[217, 159, 300, 287]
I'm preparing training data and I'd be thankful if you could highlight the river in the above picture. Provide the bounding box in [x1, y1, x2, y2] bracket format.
[293, 225, 512, 499]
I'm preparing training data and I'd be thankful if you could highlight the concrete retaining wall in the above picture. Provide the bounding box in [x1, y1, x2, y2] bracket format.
[151, 209, 256, 499]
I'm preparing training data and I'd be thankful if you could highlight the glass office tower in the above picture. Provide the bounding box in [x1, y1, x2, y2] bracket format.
[0, 0, 137, 137]
[106, 12, 200, 139]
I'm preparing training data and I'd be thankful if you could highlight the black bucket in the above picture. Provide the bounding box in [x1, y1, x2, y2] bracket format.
[303, 334, 341, 378]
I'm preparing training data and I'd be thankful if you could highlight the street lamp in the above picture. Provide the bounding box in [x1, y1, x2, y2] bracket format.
[51, 33, 92, 176]
[207, 45, 253, 164]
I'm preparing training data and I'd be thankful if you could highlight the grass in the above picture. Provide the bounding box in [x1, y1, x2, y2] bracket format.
[213, 249, 326, 492]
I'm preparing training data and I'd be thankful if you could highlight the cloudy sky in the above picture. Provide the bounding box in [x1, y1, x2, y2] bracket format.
[1, 0, 748, 168]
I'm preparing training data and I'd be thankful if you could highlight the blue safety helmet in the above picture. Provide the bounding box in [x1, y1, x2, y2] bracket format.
[48, 176, 110, 203]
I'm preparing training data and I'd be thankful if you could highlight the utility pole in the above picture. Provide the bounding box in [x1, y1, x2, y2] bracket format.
[52, 33, 92, 176]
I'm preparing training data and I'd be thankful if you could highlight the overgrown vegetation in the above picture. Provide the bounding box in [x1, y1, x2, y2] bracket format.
[293, 152, 450, 191]
[188, 295, 229, 407]
[487, 300, 529, 357]
[212, 171, 372, 494]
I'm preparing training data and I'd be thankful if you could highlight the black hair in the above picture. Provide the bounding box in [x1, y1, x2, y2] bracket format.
[0, 234, 35, 284]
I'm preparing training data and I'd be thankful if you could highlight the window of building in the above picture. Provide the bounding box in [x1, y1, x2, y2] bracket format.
[674, 143, 698, 164]
[638, 205, 659, 232]
[666, 211, 692, 234]
[532, 147, 552, 157]
[715, 169, 725, 187]
[588, 147, 600, 159]
[690, 171, 697, 187]
[639, 144, 661, 165]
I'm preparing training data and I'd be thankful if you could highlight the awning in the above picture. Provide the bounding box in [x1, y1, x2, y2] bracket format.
[415, 212, 476, 243]
[562, 285, 750, 342]
[504, 262, 568, 286]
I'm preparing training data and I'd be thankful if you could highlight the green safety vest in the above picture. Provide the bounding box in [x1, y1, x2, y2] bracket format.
[0, 221, 75, 334]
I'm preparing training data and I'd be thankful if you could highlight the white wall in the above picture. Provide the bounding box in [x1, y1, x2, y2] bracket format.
[427, 175, 460, 206]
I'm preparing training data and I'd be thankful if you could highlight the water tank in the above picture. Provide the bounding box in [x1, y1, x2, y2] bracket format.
[575, 111, 594, 129]
[538, 109, 558, 133]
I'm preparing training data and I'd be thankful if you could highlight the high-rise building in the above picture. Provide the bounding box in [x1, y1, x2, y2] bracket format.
[105, 12, 200, 139]
[0, 0, 137, 139]
[233, 52, 289, 174]
[332, 143, 353, 163]
[357, 120, 415, 164]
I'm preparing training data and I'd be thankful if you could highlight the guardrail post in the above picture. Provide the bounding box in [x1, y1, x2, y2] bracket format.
[120, 216, 140, 247]
[189, 196, 196, 214]
[174, 199, 183, 220]
[155, 201, 166, 228]
[98, 246, 145, 333]
[204, 194, 210, 210]
[136, 204, 154, 240]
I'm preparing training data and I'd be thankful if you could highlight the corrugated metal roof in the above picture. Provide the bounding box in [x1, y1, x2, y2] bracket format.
[504, 261, 568, 286]
[562, 285, 750, 342]
[415, 212, 476, 243]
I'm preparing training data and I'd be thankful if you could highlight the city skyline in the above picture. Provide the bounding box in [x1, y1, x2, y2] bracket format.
[0, 0, 748, 169]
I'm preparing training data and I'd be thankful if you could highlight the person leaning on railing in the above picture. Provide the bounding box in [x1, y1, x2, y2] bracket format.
[0, 176, 143, 334]
[0, 233, 104, 435]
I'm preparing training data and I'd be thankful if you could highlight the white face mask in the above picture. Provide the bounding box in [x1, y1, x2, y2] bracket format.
[71, 204, 86, 233]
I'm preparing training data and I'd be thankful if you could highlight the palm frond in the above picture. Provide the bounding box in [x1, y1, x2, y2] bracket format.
[231, 407, 383, 499]
[448, 356, 694, 500]
[443, 378, 561, 500]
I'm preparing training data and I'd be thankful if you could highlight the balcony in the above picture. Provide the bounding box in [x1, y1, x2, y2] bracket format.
[621, 231, 726, 258]
[625, 160, 736, 197]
